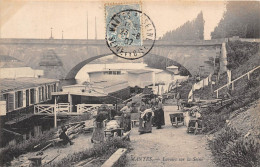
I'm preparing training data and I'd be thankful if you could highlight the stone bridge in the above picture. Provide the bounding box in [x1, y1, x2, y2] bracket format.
[0, 38, 227, 79]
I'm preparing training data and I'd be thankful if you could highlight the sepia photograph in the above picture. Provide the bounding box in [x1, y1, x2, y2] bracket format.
[0, 0, 259, 166]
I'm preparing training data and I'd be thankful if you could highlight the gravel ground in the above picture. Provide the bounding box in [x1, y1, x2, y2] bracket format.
[125, 106, 215, 167]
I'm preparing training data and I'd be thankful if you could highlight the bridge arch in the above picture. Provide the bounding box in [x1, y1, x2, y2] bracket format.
[65, 53, 112, 80]
[65, 53, 191, 80]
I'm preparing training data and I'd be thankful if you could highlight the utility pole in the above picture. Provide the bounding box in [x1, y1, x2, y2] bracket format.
[62, 30, 63, 40]
[87, 11, 89, 40]
[95, 16, 97, 39]
[50, 27, 53, 39]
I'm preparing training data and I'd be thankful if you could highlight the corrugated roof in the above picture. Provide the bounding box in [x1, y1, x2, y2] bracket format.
[127, 69, 152, 74]
[52, 91, 106, 97]
[0, 77, 59, 93]
[92, 80, 128, 88]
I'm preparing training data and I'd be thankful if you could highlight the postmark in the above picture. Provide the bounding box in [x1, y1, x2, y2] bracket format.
[105, 5, 156, 60]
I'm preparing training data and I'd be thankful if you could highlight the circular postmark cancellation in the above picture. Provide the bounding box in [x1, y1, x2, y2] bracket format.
[106, 9, 156, 60]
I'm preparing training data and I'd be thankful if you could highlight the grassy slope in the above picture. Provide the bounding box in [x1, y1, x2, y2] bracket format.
[200, 41, 260, 167]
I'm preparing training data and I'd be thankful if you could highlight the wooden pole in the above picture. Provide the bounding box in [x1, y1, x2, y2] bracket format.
[54, 96, 57, 128]
[87, 11, 88, 40]
[95, 17, 97, 40]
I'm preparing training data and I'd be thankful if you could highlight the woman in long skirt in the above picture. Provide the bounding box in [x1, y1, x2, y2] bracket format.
[120, 102, 132, 132]
[91, 110, 108, 143]
[139, 108, 153, 134]
[154, 102, 165, 129]
[91, 121, 105, 143]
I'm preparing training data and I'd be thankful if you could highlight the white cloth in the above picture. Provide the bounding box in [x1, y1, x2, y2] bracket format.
[204, 77, 209, 86]
[120, 106, 131, 113]
[188, 89, 193, 101]
[208, 74, 212, 83]
[106, 120, 120, 130]
[141, 108, 152, 119]
[188, 74, 212, 101]
[227, 70, 232, 84]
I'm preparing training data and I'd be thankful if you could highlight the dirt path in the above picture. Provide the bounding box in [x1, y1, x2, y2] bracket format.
[125, 106, 215, 167]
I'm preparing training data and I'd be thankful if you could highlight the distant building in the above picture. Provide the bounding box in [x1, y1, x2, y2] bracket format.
[0, 55, 43, 78]
[52, 80, 130, 111]
[75, 62, 147, 83]
[127, 70, 154, 88]
[88, 69, 127, 82]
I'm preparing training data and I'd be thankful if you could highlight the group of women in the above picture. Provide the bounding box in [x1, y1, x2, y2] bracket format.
[91, 103, 132, 143]
[138, 98, 165, 134]
[91, 97, 165, 143]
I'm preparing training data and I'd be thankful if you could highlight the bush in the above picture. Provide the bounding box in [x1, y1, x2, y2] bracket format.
[0, 129, 56, 165]
[209, 126, 260, 167]
[226, 41, 259, 70]
[0, 113, 93, 166]
[65, 113, 92, 124]
[202, 76, 260, 134]
[52, 138, 130, 167]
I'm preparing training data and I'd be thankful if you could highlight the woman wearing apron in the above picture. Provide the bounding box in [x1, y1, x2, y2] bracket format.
[139, 108, 153, 134]
[91, 107, 109, 143]
[120, 102, 132, 132]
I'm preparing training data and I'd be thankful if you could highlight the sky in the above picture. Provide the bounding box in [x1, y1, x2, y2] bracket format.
[0, 0, 226, 40]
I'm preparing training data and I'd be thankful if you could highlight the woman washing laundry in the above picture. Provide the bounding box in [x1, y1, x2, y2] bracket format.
[120, 102, 132, 132]
[154, 100, 165, 129]
[139, 107, 153, 134]
[91, 104, 109, 143]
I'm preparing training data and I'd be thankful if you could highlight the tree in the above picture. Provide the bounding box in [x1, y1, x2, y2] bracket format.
[211, 1, 260, 39]
[160, 11, 205, 40]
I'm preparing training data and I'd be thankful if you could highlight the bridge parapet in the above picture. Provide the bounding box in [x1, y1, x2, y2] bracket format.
[0, 38, 227, 46]
[155, 38, 227, 46]
[0, 38, 106, 45]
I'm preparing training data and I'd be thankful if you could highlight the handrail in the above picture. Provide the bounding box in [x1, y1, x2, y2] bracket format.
[214, 66, 260, 93]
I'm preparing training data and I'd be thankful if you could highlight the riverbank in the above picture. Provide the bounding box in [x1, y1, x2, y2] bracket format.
[0, 113, 91, 166]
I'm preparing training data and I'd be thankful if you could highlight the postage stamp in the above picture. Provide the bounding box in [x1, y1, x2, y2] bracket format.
[105, 3, 156, 60]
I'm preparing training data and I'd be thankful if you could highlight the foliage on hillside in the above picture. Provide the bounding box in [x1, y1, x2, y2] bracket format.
[226, 41, 259, 70]
[199, 40, 260, 167]
[201, 76, 260, 166]
[0, 129, 56, 165]
[201, 79, 260, 133]
[211, 1, 260, 39]
[160, 11, 204, 40]
[208, 126, 260, 167]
